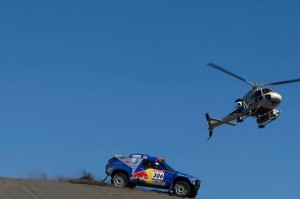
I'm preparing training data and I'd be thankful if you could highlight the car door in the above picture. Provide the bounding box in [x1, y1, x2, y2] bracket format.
[157, 167, 173, 187]
[134, 159, 168, 187]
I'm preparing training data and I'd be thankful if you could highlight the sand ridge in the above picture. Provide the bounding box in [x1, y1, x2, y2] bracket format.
[0, 177, 175, 199]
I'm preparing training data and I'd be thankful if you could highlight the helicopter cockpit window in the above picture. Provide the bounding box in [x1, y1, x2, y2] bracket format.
[254, 90, 262, 97]
[262, 88, 272, 94]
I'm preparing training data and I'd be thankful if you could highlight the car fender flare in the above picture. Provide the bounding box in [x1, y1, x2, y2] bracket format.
[171, 176, 192, 189]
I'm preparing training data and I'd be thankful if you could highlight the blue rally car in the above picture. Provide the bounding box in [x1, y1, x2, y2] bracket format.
[105, 154, 201, 198]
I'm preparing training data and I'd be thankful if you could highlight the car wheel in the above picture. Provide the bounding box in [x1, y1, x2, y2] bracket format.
[173, 181, 191, 197]
[111, 173, 128, 188]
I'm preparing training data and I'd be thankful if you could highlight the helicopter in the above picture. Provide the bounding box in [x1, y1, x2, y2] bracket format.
[205, 63, 300, 140]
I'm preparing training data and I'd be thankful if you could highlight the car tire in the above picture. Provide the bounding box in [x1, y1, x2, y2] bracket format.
[173, 181, 191, 197]
[111, 173, 128, 188]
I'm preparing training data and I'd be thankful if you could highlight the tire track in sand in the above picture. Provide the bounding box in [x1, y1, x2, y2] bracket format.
[19, 180, 41, 199]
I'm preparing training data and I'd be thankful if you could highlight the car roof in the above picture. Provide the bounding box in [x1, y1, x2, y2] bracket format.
[130, 154, 166, 162]
[111, 154, 162, 162]
[113, 154, 165, 163]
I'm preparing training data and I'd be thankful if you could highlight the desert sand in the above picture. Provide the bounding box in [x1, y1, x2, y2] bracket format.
[0, 177, 175, 199]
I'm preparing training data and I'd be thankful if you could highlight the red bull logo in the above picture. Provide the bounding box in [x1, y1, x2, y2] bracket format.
[131, 170, 148, 180]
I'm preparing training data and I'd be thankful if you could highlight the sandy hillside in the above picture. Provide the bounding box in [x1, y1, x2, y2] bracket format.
[0, 177, 176, 199]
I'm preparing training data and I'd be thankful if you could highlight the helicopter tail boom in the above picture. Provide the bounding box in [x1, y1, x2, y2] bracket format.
[205, 113, 236, 140]
[210, 117, 236, 126]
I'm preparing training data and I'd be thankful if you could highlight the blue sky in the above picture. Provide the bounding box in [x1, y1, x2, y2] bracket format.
[1, 0, 300, 198]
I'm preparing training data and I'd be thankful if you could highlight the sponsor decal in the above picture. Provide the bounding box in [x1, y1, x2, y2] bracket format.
[131, 170, 148, 180]
[131, 154, 142, 158]
[151, 170, 165, 186]
[151, 181, 165, 186]
[125, 160, 131, 164]
[152, 170, 164, 180]
[131, 158, 138, 164]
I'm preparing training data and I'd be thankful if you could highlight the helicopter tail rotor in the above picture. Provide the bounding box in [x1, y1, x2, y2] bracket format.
[205, 112, 237, 140]
[205, 113, 214, 140]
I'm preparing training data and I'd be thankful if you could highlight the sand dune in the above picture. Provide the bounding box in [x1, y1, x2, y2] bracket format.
[0, 177, 175, 199]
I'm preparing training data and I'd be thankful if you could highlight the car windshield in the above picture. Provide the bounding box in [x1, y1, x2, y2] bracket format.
[159, 160, 175, 172]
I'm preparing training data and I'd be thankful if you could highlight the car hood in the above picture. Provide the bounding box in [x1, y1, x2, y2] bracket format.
[175, 171, 198, 180]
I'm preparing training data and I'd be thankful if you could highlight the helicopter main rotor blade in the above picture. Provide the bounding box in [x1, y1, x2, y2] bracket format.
[264, 78, 300, 86]
[208, 63, 252, 86]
